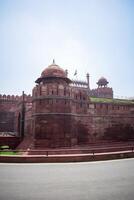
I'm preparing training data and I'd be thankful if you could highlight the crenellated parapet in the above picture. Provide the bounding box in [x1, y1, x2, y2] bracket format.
[71, 80, 88, 88]
[0, 94, 20, 102]
[21, 94, 32, 103]
[0, 94, 32, 102]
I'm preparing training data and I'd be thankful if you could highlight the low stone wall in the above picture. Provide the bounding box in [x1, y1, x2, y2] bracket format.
[0, 152, 134, 163]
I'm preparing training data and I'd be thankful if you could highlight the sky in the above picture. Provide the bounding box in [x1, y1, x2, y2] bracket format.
[0, 0, 134, 98]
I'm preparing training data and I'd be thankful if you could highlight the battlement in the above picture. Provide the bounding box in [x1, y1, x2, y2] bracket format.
[0, 94, 32, 102]
[71, 80, 88, 88]
[23, 94, 32, 102]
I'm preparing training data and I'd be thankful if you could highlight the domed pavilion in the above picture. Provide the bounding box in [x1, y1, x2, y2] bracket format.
[97, 77, 109, 87]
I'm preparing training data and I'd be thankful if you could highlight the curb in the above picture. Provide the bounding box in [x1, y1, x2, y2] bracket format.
[0, 151, 134, 163]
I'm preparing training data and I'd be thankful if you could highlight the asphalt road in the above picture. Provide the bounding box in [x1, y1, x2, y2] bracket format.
[0, 159, 134, 200]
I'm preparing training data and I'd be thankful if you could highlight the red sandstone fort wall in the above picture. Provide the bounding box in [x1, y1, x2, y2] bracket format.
[0, 94, 32, 135]
[0, 96, 18, 133]
[0, 91, 134, 148]
[88, 102, 134, 141]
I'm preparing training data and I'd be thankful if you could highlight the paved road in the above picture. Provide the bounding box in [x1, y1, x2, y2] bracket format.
[0, 159, 134, 200]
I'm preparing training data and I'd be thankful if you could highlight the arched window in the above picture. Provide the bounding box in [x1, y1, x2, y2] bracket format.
[17, 113, 21, 136]
[80, 92, 82, 99]
[106, 104, 108, 110]
[57, 86, 58, 95]
[64, 88, 66, 96]
[40, 86, 42, 95]
[47, 87, 49, 95]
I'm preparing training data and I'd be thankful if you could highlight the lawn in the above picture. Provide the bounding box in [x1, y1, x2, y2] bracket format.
[0, 151, 18, 156]
[0, 145, 18, 156]
[90, 97, 134, 104]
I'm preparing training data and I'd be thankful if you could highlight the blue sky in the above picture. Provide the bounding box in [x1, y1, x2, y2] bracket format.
[0, 0, 134, 98]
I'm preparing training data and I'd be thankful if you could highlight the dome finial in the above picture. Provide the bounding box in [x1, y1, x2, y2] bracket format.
[52, 59, 55, 65]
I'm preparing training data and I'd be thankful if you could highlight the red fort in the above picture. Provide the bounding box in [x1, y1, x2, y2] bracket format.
[0, 61, 134, 150]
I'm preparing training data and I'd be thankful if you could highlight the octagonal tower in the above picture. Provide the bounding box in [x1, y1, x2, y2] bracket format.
[32, 61, 74, 148]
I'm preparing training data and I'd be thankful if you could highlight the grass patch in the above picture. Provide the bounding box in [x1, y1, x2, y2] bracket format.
[0, 151, 18, 156]
[90, 97, 134, 104]
[0, 146, 19, 156]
